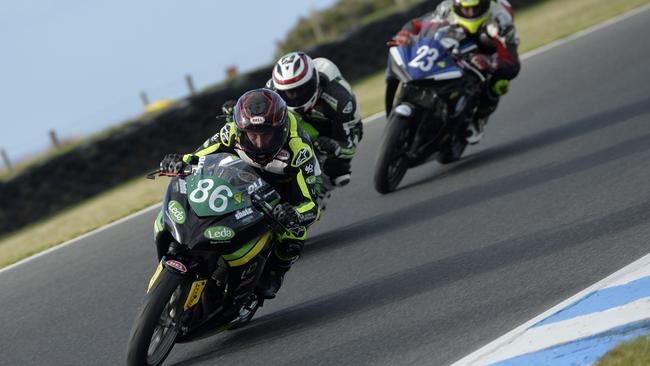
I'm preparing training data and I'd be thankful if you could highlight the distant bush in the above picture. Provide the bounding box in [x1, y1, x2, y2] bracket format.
[276, 0, 422, 58]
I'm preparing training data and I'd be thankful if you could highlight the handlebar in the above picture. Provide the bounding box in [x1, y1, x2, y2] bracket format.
[250, 192, 293, 234]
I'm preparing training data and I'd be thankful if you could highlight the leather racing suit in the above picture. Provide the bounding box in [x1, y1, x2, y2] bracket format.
[181, 112, 321, 294]
[268, 58, 363, 188]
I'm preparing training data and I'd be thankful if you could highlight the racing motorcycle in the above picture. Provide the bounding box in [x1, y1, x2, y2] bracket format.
[374, 23, 487, 193]
[127, 153, 291, 366]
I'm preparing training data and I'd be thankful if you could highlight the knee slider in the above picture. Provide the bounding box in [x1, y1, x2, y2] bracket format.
[277, 240, 304, 259]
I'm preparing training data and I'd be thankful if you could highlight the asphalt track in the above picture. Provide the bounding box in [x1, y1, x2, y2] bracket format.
[2, 9, 650, 366]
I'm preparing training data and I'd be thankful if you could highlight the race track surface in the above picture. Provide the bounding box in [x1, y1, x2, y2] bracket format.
[2, 9, 650, 366]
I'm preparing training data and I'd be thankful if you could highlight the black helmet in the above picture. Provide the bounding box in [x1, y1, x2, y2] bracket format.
[452, 0, 492, 34]
[233, 88, 289, 165]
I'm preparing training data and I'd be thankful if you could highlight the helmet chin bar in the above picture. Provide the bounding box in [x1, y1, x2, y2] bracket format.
[288, 91, 319, 113]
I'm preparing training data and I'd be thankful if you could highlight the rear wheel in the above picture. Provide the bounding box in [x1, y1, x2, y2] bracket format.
[127, 270, 185, 366]
[374, 113, 413, 194]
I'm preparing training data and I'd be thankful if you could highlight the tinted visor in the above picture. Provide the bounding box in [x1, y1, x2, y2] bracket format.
[458, 2, 490, 18]
[277, 76, 318, 108]
[240, 127, 287, 161]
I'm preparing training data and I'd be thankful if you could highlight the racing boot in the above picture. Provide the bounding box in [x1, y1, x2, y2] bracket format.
[258, 267, 288, 300]
[466, 117, 486, 145]
[466, 84, 501, 145]
[258, 241, 302, 299]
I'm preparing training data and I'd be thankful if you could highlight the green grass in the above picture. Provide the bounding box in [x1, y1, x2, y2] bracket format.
[1, 0, 649, 269]
[596, 334, 650, 366]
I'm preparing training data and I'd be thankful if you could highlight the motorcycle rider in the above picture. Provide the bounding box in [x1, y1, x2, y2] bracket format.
[266, 51, 363, 202]
[160, 88, 321, 299]
[386, 0, 520, 144]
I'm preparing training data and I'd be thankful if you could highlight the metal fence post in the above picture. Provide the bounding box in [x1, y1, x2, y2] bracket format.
[185, 74, 196, 95]
[140, 91, 150, 106]
[1, 149, 12, 171]
[49, 129, 61, 149]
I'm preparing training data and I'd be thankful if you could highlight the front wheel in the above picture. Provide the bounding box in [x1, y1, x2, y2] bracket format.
[127, 270, 185, 366]
[374, 113, 413, 194]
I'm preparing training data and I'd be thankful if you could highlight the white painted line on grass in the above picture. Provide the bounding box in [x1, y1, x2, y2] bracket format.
[3, 4, 649, 274]
[0, 203, 161, 275]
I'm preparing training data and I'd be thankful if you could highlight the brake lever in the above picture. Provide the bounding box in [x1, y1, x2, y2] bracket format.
[145, 169, 161, 180]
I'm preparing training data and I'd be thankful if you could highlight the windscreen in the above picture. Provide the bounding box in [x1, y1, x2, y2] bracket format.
[194, 153, 262, 191]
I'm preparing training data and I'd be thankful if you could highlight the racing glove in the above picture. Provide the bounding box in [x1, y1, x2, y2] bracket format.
[221, 99, 236, 119]
[387, 30, 413, 47]
[470, 54, 494, 73]
[272, 202, 299, 228]
[160, 153, 185, 174]
[313, 136, 342, 158]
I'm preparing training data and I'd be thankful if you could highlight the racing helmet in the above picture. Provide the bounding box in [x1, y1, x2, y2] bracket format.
[452, 0, 492, 34]
[272, 51, 320, 114]
[233, 89, 289, 165]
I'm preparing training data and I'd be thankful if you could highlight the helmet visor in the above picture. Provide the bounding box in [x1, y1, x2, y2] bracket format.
[457, 1, 490, 19]
[277, 76, 318, 109]
[240, 128, 287, 161]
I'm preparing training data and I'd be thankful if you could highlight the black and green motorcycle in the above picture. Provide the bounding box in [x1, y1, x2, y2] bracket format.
[126, 153, 288, 366]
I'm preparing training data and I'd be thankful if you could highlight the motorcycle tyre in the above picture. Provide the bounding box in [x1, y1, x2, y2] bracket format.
[374, 113, 411, 194]
[126, 270, 184, 366]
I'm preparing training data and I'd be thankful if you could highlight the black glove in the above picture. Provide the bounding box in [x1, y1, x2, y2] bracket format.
[313, 136, 341, 157]
[160, 153, 185, 174]
[221, 99, 236, 118]
[272, 202, 299, 228]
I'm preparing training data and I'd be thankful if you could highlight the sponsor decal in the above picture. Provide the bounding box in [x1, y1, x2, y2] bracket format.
[179, 179, 187, 194]
[204, 226, 235, 241]
[220, 125, 230, 143]
[281, 54, 296, 65]
[183, 280, 207, 310]
[321, 92, 338, 109]
[247, 178, 265, 194]
[300, 212, 316, 222]
[233, 192, 243, 203]
[294, 148, 310, 166]
[304, 164, 314, 174]
[197, 156, 206, 171]
[306, 175, 317, 184]
[250, 116, 265, 124]
[276, 149, 290, 161]
[342, 100, 354, 114]
[168, 200, 186, 224]
[235, 207, 253, 220]
[165, 259, 187, 273]
[289, 226, 306, 238]
[210, 133, 220, 143]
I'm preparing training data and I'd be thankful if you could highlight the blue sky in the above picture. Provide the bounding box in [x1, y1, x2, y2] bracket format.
[0, 0, 337, 161]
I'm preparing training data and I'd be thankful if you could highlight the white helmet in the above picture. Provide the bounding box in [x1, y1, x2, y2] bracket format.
[272, 52, 320, 113]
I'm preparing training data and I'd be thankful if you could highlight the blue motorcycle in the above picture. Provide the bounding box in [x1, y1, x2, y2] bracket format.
[375, 23, 487, 193]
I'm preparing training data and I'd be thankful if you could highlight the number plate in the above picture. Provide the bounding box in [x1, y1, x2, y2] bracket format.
[186, 175, 249, 217]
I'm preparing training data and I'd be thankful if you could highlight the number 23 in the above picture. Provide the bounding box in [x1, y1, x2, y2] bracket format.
[408, 45, 439, 72]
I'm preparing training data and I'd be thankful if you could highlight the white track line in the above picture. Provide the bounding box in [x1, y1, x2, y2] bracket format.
[0, 203, 161, 274]
[2, 4, 649, 274]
